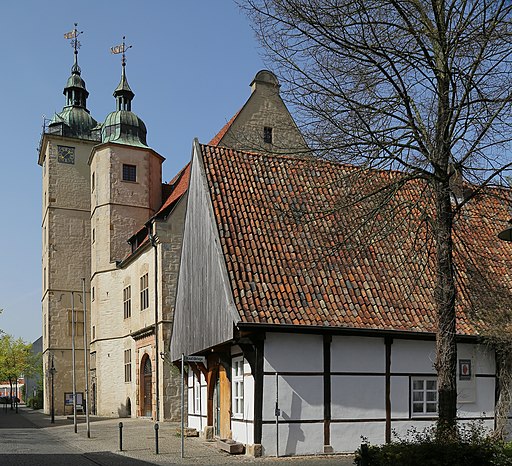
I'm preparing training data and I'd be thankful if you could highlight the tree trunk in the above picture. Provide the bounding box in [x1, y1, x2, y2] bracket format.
[494, 350, 512, 440]
[9, 379, 13, 411]
[434, 178, 457, 436]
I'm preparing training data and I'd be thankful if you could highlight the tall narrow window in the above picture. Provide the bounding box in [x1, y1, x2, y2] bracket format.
[91, 172, 95, 192]
[194, 374, 201, 414]
[92, 287, 95, 302]
[123, 164, 137, 182]
[263, 126, 273, 144]
[124, 349, 132, 383]
[232, 357, 244, 418]
[123, 286, 132, 319]
[140, 273, 149, 310]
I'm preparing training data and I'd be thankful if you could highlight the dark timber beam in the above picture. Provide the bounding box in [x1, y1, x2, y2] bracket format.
[385, 337, 393, 443]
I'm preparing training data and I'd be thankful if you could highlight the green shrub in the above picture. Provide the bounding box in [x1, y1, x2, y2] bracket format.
[26, 389, 43, 410]
[354, 422, 512, 466]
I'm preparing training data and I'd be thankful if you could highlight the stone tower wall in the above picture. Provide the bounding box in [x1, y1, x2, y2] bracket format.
[40, 135, 94, 416]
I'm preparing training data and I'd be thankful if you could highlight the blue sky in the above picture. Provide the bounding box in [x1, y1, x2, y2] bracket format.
[0, 1, 266, 342]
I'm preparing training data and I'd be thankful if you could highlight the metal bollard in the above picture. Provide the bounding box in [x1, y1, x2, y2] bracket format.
[119, 422, 123, 451]
[154, 423, 159, 454]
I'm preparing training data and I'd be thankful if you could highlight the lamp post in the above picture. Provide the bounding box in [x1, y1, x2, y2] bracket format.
[49, 355, 56, 424]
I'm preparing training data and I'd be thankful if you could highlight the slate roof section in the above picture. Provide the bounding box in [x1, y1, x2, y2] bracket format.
[199, 143, 512, 336]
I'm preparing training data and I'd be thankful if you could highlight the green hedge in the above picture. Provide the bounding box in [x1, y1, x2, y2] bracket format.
[354, 424, 512, 466]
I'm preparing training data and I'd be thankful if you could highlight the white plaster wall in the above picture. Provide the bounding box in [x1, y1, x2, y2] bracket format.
[243, 368, 255, 422]
[187, 369, 207, 432]
[232, 420, 254, 446]
[331, 422, 385, 453]
[391, 419, 493, 441]
[331, 336, 385, 372]
[264, 333, 323, 373]
[457, 377, 495, 418]
[263, 374, 323, 422]
[390, 376, 409, 418]
[262, 422, 324, 456]
[331, 376, 386, 419]
[391, 340, 436, 373]
[391, 420, 436, 440]
[458, 343, 495, 374]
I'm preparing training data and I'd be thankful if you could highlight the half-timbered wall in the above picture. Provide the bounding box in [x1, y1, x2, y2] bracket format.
[185, 331, 495, 455]
[259, 333, 495, 455]
[187, 369, 208, 432]
[261, 333, 324, 456]
[231, 345, 255, 446]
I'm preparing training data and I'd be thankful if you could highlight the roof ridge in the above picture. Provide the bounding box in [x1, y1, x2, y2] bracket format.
[208, 110, 241, 146]
[201, 143, 416, 178]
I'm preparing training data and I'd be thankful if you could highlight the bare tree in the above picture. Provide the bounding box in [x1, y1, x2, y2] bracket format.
[460, 222, 512, 440]
[243, 0, 512, 434]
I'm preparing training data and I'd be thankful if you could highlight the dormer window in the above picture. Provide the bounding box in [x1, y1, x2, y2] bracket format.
[264, 126, 273, 144]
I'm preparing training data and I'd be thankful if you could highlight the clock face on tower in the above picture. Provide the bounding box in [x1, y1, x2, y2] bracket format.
[57, 145, 75, 164]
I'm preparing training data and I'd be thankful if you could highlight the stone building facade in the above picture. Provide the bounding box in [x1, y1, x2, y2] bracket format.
[38, 47, 184, 419]
[39, 40, 302, 421]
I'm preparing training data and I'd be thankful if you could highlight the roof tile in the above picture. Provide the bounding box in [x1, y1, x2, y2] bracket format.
[199, 143, 512, 336]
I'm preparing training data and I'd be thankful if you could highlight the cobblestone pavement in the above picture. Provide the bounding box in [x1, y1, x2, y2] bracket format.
[0, 406, 355, 465]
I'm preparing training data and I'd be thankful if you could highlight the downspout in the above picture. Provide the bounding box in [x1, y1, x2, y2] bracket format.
[148, 220, 160, 422]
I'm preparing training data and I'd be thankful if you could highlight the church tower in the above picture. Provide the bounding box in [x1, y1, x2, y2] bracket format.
[38, 25, 98, 415]
[89, 39, 164, 417]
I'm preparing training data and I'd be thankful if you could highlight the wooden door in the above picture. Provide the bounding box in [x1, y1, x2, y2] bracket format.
[142, 357, 152, 417]
[219, 365, 231, 438]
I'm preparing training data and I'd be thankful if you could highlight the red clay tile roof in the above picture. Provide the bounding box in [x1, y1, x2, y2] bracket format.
[155, 163, 190, 218]
[208, 110, 241, 146]
[124, 164, 191, 262]
[199, 143, 512, 336]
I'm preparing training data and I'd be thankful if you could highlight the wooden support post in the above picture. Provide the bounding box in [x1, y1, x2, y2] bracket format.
[385, 337, 393, 443]
[323, 334, 332, 450]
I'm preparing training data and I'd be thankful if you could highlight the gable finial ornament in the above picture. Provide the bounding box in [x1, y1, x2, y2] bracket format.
[64, 23, 83, 73]
[111, 35, 133, 68]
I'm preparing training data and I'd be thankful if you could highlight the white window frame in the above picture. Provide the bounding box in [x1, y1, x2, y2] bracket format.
[123, 285, 131, 319]
[194, 374, 201, 414]
[140, 273, 149, 310]
[232, 357, 244, 419]
[411, 377, 437, 417]
[124, 349, 132, 383]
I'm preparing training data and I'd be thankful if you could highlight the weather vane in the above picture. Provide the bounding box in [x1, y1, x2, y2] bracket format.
[111, 36, 132, 66]
[64, 23, 83, 56]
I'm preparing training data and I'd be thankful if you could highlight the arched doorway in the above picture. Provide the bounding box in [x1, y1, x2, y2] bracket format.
[140, 355, 152, 417]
